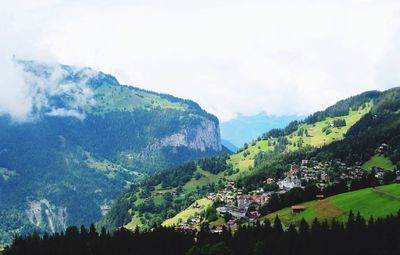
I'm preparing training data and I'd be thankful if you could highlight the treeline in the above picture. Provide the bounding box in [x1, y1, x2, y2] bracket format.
[303, 90, 380, 124]
[198, 155, 231, 174]
[261, 120, 301, 139]
[5, 211, 400, 255]
[139, 161, 197, 190]
[195, 210, 400, 255]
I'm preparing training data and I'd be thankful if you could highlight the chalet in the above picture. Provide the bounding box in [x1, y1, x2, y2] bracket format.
[249, 211, 260, 219]
[225, 195, 235, 204]
[227, 219, 236, 225]
[301, 159, 309, 166]
[210, 226, 224, 234]
[321, 173, 330, 182]
[288, 164, 299, 177]
[249, 195, 269, 206]
[376, 144, 390, 154]
[227, 207, 247, 219]
[264, 178, 275, 184]
[216, 206, 228, 215]
[291, 205, 305, 213]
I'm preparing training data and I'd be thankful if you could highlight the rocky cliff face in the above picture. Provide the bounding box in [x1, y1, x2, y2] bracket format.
[27, 199, 68, 234]
[143, 118, 221, 157]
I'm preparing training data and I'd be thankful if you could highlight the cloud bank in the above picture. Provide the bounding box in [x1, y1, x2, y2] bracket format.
[2, 0, 400, 121]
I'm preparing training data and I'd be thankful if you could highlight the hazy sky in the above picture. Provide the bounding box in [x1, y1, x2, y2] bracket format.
[1, 0, 400, 121]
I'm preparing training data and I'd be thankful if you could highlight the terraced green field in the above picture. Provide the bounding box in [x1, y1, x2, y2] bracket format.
[362, 154, 396, 171]
[265, 184, 400, 225]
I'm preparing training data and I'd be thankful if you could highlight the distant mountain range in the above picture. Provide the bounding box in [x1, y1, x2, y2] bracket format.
[220, 114, 302, 148]
[221, 139, 238, 152]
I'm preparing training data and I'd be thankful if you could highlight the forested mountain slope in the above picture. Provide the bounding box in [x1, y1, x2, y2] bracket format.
[0, 61, 223, 246]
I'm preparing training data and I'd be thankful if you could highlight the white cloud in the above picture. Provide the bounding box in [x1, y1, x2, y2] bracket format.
[1, 0, 400, 121]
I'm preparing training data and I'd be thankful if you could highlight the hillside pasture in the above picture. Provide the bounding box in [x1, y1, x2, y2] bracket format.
[265, 184, 400, 226]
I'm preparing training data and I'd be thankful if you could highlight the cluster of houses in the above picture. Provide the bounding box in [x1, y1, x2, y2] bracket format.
[209, 182, 270, 224]
[175, 145, 398, 231]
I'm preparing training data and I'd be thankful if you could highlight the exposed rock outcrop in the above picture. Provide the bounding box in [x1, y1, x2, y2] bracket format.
[27, 199, 68, 233]
[141, 118, 221, 158]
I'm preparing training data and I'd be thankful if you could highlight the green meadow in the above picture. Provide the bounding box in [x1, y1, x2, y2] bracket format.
[265, 184, 400, 226]
[362, 154, 396, 171]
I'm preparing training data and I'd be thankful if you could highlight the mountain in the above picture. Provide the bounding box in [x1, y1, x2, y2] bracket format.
[0, 60, 222, 246]
[221, 139, 238, 153]
[220, 114, 302, 148]
[100, 89, 387, 231]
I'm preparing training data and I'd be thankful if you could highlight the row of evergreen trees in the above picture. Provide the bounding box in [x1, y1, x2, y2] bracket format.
[4, 210, 400, 255]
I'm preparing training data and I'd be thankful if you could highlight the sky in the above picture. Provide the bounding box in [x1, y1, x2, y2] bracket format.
[1, 0, 400, 122]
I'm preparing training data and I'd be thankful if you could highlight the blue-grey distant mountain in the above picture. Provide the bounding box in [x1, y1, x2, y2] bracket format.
[220, 114, 303, 148]
[0, 60, 223, 246]
[221, 139, 238, 152]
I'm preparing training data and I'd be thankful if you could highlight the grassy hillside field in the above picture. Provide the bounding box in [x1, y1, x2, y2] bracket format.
[265, 184, 400, 225]
[362, 154, 396, 171]
[162, 198, 212, 227]
[286, 102, 372, 150]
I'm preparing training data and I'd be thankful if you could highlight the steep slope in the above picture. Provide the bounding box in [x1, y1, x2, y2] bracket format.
[101, 89, 380, 231]
[0, 60, 222, 246]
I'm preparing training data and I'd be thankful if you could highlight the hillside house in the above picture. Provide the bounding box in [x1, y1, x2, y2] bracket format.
[210, 226, 224, 234]
[216, 206, 228, 215]
[226, 206, 247, 219]
[249, 195, 269, 206]
[291, 205, 305, 213]
[301, 159, 309, 166]
[265, 178, 275, 184]
[288, 164, 300, 177]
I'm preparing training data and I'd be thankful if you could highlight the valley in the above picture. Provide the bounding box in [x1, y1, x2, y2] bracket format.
[102, 89, 400, 233]
[2, 63, 400, 254]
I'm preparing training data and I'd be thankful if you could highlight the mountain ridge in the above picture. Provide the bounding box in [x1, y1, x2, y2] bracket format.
[0, 60, 223, 246]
